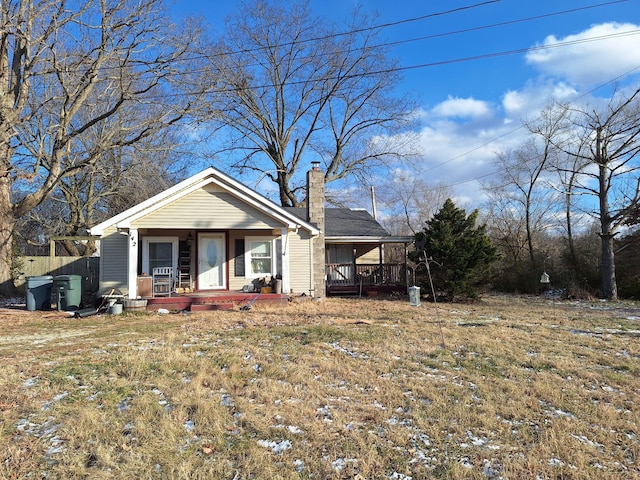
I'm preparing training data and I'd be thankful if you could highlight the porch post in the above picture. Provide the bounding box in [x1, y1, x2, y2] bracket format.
[128, 229, 139, 299]
[281, 227, 290, 294]
[379, 243, 383, 284]
[405, 242, 410, 292]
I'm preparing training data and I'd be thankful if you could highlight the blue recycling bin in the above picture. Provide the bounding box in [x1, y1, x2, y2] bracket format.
[53, 275, 83, 310]
[26, 275, 53, 311]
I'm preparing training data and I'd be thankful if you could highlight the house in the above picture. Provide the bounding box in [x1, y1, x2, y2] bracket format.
[89, 164, 411, 307]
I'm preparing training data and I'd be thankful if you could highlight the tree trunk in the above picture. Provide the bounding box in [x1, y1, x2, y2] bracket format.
[525, 197, 535, 266]
[0, 172, 17, 297]
[565, 191, 579, 276]
[600, 231, 617, 300]
[598, 154, 618, 300]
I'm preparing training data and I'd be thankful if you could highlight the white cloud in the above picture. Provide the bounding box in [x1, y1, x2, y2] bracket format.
[526, 22, 640, 87]
[386, 23, 640, 211]
[431, 96, 492, 119]
[502, 81, 578, 119]
[413, 117, 514, 201]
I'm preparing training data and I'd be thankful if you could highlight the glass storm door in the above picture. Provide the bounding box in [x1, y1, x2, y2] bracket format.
[198, 234, 226, 290]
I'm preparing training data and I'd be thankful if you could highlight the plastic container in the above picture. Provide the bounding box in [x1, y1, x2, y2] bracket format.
[53, 275, 83, 310]
[408, 285, 421, 307]
[26, 275, 53, 311]
[109, 303, 123, 315]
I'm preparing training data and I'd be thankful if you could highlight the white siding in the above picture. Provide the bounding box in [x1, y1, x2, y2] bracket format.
[132, 185, 282, 230]
[288, 230, 313, 295]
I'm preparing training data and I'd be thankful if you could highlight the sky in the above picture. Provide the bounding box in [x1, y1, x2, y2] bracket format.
[169, 0, 640, 211]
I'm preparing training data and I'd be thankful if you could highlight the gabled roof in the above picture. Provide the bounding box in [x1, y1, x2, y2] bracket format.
[89, 167, 320, 236]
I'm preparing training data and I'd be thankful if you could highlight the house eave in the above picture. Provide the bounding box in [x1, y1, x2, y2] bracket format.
[325, 236, 414, 244]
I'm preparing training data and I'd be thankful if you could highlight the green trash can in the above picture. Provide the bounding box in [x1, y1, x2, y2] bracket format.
[53, 275, 83, 311]
[26, 275, 54, 311]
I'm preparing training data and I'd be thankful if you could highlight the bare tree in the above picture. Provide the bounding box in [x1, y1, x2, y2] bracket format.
[548, 88, 640, 299]
[24, 104, 189, 257]
[0, 0, 204, 295]
[549, 134, 593, 278]
[376, 171, 452, 235]
[201, 0, 416, 207]
[485, 106, 566, 268]
[20, 141, 185, 257]
[483, 189, 530, 269]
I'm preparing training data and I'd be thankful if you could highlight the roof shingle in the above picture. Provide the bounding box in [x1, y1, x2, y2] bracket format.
[284, 207, 390, 237]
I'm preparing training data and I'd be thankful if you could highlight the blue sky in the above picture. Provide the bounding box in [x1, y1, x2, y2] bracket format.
[170, 0, 640, 208]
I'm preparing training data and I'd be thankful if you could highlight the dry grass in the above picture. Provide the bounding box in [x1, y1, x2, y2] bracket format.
[0, 295, 638, 479]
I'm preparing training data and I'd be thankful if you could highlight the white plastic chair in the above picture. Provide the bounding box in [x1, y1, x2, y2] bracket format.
[152, 267, 174, 297]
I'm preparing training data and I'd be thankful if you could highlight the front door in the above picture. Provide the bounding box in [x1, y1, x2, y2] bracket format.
[198, 234, 226, 290]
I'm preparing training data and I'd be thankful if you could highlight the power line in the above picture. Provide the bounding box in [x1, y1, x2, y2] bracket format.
[361, 29, 640, 77]
[158, 27, 640, 98]
[91, 1, 632, 92]
[78, 1, 504, 77]
[377, 1, 629, 52]
[214, 0, 503, 58]
[432, 64, 640, 188]
[173, 1, 627, 70]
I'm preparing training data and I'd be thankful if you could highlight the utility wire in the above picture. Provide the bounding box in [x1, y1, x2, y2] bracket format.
[192, 0, 625, 62]
[378, 1, 629, 51]
[212, 0, 503, 58]
[148, 27, 640, 99]
[350, 29, 640, 78]
[161, 1, 628, 74]
[432, 64, 640, 188]
[91, 0, 631, 99]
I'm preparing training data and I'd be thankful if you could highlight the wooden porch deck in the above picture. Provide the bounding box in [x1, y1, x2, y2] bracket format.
[144, 292, 289, 311]
[326, 262, 408, 296]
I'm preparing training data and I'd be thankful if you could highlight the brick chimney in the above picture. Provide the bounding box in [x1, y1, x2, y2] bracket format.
[307, 161, 325, 298]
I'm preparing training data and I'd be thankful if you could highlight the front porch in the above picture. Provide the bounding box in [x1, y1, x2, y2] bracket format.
[144, 291, 289, 311]
[326, 263, 408, 296]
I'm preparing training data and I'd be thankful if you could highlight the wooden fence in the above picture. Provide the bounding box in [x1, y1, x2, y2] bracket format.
[16, 256, 100, 297]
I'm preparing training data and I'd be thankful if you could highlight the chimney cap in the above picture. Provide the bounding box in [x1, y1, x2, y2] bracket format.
[311, 161, 321, 170]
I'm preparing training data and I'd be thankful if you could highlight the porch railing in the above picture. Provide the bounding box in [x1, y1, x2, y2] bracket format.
[325, 263, 407, 287]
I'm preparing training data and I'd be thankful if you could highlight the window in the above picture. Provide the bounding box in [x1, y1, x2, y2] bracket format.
[245, 237, 274, 277]
[142, 237, 178, 275]
[327, 245, 353, 264]
[149, 242, 173, 271]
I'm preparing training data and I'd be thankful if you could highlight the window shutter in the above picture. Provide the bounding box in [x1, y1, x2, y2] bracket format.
[234, 239, 245, 276]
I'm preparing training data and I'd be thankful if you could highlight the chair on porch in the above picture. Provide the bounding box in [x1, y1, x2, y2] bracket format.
[152, 267, 174, 297]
